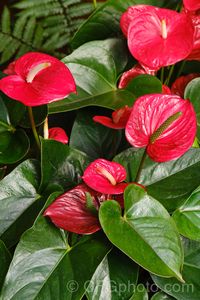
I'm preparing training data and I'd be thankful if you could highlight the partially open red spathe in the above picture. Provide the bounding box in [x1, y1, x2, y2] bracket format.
[171, 73, 199, 98]
[44, 184, 101, 234]
[0, 52, 76, 106]
[48, 127, 69, 144]
[121, 5, 194, 69]
[82, 159, 128, 194]
[93, 106, 132, 129]
[125, 94, 197, 162]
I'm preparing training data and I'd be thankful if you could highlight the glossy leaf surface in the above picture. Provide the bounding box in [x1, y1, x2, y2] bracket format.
[0, 217, 111, 300]
[49, 39, 134, 114]
[99, 185, 183, 279]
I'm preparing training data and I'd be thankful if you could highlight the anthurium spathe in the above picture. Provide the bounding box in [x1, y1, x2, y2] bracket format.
[44, 184, 101, 234]
[186, 11, 200, 60]
[183, 0, 200, 11]
[171, 73, 199, 98]
[48, 127, 69, 144]
[0, 52, 76, 106]
[82, 159, 128, 194]
[123, 6, 194, 69]
[125, 94, 196, 162]
[93, 106, 132, 129]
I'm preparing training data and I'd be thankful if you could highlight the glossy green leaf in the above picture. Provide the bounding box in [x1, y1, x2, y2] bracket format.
[19, 105, 48, 128]
[1, 93, 26, 126]
[0, 96, 13, 133]
[114, 148, 200, 211]
[86, 248, 139, 300]
[173, 185, 200, 241]
[70, 110, 122, 160]
[0, 240, 11, 289]
[184, 78, 200, 139]
[125, 75, 162, 97]
[99, 184, 183, 280]
[130, 284, 148, 300]
[40, 139, 92, 194]
[152, 239, 200, 300]
[151, 292, 175, 300]
[0, 159, 44, 247]
[49, 38, 135, 114]
[71, 0, 166, 49]
[0, 129, 30, 164]
[0, 217, 111, 300]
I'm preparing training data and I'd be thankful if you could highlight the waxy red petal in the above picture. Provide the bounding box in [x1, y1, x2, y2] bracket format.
[48, 127, 69, 144]
[3, 61, 16, 75]
[125, 94, 197, 162]
[0, 52, 76, 106]
[43, 184, 101, 234]
[120, 5, 158, 37]
[183, 0, 200, 11]
[82, 159, 128, 194]
[186, 11, 200, 60]
[118, 64, 156, 89]
[93, 106, 132, 129]
[127, 8, 194, 69]
[171, 73, 199, 98]
[162, 85, 171, 94]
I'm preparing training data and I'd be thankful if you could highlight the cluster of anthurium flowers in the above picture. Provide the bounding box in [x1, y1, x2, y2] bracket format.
[0, 1, 199, 234]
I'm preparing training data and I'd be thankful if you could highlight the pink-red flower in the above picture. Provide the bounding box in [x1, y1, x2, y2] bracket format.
[183, 0, 200, 11]
[43, 184, 101, 234]
[118, 64, 156, 89]
[121, 5, 194, 69]
[48, 127, 69, 144]
[93, 106, 132, 129]
[3, 61, 16, 75]
[185, 10, 200, 60]
[125, 94, 196, 162]
[43, 184, 126, 234]
[82, 159, 128, 194]
[0, 52, 76, 106]
[171, 73, 199, 98]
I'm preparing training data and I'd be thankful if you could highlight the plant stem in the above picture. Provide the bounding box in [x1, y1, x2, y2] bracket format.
[27, 106, 41, 150]
[164, 64, 175, 86]
[176, 61, 186, 78]
[135, 149, 147, 183]
[43, 117, 49, 139]
[93, 0, 97, 9]
[160, 67, 165, 84]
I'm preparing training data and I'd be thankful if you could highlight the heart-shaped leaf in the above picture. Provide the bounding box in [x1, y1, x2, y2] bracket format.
[86, 248, 139, 300]
[0, 159, 44, 247]
[151, 239, 200, 300]
[99, 184, 183, 280]
[48, 39, 135, 114]
[70, 110, 122, 160]
[173, 185, 200, 241]
[0, 217, 111, 300]
[114, 148, 200, 211]
[40, 139, 92, 195]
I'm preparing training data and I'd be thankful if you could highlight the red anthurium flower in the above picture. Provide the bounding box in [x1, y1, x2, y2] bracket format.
[0, 52, 76, 106]
[171, 73, 199, 98]
[48, 127, 69, 144]
[3, 61, 16, 75]
[185, 11, 200, 60]
[123, 6, 194, 69]
[82, 159, 128, 194]
[118, 64, 156, 89]
[44, 184, 101, 234]
[183, 0, 200, 11]
[93, 106, 132, 129]
[125, 94, 196, 162]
